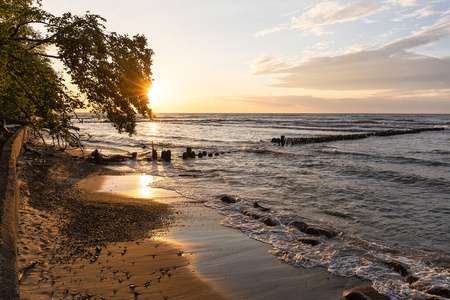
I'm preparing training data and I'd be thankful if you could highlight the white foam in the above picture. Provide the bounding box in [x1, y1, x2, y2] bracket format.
[205, 197, 450, 300]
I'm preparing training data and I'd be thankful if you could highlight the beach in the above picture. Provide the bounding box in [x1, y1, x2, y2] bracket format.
[13, 113, 450, 299]
[16, 143, 372, 299]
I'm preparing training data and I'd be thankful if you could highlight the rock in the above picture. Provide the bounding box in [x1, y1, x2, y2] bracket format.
[404, 275, 418, 284]
[243, 210, 261, 219]
[297, 237, 321, 246]
[343, 290, 371, 300]
[190, 151, 196, 158]
[182, 152, 189, 160]
[198, 153, 203, 158]
[289, 221, 308, 232]
[220, 195, 236, 203]
[426, 286, 450, 298]
[253, 201, 262, 208]
[208, 153, 213, 157]
[215, 153, 219, 156]
[252, 201, 270, 211]
[385, 261, 409, 277]
[263, 218, 276, 227]
[343, 286, 390, 300]
[305, 226, 337, 238]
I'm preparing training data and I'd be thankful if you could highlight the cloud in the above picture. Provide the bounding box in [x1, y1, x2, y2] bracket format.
[251, 54, 291, 75]
[256, 0, 386, 37]
[387, 0, 418, 7]
[393, 5, 439, 21]
[254, 16, 450, 91]
[231, 91, 450, 113]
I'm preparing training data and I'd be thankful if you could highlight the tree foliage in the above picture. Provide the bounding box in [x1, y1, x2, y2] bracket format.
[0, 0, 154, 147]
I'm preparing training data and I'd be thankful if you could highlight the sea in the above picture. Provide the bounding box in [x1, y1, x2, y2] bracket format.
[74, 113, 449, 300]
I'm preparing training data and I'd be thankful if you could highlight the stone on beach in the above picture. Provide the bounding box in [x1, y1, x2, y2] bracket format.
[289, 221, 308, 232]
[305, 226, 338, 239]
[297, 237, 321, 246]
[342, 286, 390, 300]
[220, 195, 237, 203]
[252, 201, 270, 211]
[289, 221, 337, 238]
[424, 286, 450, 298]
[385, 260, 409, 277]
[242, 210, 261, 219]
[263, 218, 276, 227]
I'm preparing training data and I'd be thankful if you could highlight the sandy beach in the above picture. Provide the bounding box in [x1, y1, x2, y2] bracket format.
[16, 145, 377, 300]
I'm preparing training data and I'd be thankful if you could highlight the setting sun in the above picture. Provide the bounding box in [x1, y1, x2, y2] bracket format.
[147, 82, 164, 108]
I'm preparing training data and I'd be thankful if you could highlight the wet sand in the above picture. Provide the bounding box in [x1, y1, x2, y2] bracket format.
[17, 148, 369, 299]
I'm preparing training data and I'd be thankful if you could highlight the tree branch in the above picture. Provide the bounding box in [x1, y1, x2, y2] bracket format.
[34, 52, 60, 59]
[9, 21, 50, 38]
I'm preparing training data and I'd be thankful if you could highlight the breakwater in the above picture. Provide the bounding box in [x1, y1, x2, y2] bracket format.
[271, 127, 445, 146]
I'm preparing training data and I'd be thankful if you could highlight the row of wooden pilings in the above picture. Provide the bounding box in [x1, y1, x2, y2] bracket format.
[182, 147, 222, 159]
[142, 147, 224, 162]
[272, 127, 445, 146]
[148, 149, 172, 162]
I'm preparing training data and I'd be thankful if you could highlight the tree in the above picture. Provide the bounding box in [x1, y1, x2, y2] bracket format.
[0, 0, 154, 147]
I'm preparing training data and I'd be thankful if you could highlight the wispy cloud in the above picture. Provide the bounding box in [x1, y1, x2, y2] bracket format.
[251, 54, 291, 75]
[393, 5, 439, 21]
[254, 16, 450, 91]
[387, 0, 418, 7]
[256, 0, 386, 37]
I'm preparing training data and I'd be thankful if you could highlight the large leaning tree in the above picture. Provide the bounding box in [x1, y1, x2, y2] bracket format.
[0, 0, 154, 147]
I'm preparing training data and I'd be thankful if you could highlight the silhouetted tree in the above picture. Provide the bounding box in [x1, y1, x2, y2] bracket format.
[0, 0, 154, 147]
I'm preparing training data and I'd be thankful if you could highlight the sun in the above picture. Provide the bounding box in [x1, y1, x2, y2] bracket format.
[147, 82, 164, 107]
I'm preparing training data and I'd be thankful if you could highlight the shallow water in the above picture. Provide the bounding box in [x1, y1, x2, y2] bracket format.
[76, 113, 449, 299]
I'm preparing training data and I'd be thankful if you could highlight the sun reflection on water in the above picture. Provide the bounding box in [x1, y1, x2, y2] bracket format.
[137, 175, 158, 198]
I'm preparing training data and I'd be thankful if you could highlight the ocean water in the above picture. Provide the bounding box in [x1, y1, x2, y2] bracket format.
[75, 113, 449, 299]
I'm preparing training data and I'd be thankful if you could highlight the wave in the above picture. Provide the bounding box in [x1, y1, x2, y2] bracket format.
[318, 148, 450, 167]
[205, 196, 450, 300]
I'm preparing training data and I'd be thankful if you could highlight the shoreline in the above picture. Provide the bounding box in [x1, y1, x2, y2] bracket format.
[17, 147, 379, 299]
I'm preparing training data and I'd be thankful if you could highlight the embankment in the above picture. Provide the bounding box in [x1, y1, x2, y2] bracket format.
[0, 127, 28, 299]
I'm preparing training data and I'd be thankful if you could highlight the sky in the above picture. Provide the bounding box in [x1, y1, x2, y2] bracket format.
[40, 0, 450, 114]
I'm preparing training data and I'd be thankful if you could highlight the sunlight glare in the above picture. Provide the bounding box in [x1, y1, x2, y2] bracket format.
[147, 82, 164, 107]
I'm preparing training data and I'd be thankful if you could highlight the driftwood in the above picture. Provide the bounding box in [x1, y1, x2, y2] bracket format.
[1, 119, 11, 137]
[87, 149, 132, 163]
[18, 261, 42, 282]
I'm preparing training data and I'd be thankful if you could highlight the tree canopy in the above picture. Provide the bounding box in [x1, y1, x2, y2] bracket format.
[0, 0, 154, 147]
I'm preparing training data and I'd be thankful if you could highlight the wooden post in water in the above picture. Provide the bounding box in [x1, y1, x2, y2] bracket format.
[281, 135, 286, 147]
[152, 142, 157, 159]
